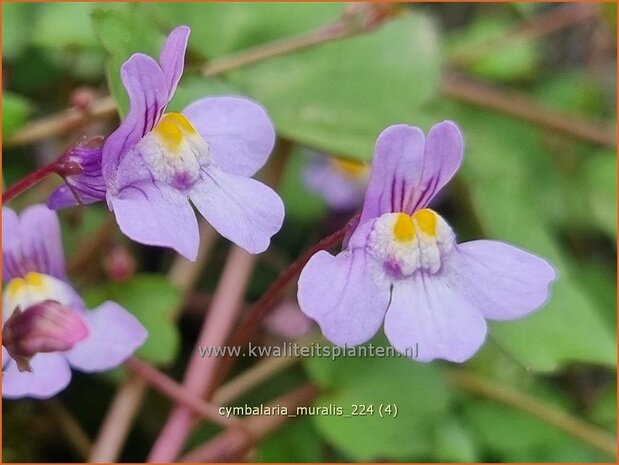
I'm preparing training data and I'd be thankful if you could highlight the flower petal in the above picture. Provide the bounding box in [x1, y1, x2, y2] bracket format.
[65, 301, 147, 372]
[2, 205, 66, 282]
[443, 240, 556, 321]
[48, 184, 102, 210]
[359, 121, 463, 224]
[297, 249, 390, 346]
[2, 352, 72, 399]
[110, 181, 199, 260]
[359, 124, 425, 223]
[190, 166, 284, 254]
[303, 154, 366, 210]
[159, 25, 190, 98]
[384, 275, 487, 363]
[102, 54, 168, 183]
[183, 97, 276, 177]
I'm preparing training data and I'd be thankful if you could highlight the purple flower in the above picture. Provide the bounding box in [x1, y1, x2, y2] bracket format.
[48, 136, 107, 209]
[99, 25, 283, 260]
[302, 151, 369, 210]
[2, 205, 147, 399]
[297, 122, 556, 363]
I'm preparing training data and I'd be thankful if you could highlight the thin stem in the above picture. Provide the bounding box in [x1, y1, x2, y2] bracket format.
[211, 220, 351, 391]
[451, 370, 617, 458]
[88, 375, 147, 462]
[148, 246, 258, 462]
[45, 400, 92, 460]
[441, 74, 616, 149]
[180, 384, 319, 462]
[6, 95, 117, 147]
[87, 221, 218, 462]
[125, 357, 239, 429]
[2, 161, 58, 204]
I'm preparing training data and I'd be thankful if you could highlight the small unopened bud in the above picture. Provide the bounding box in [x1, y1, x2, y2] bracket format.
[103, 245, 136, 282]
[3, 301, 88, 372]
[70, 86, 97, 111]
[49, 136, 107, 209]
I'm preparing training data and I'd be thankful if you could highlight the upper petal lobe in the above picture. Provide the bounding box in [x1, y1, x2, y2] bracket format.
[2, 205, 66, 282]
[183, 97, 276, 177]
[159, 25, 190, 97]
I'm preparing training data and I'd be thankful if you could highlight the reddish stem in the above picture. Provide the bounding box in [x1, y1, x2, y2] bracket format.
[210, 218, 353, 392]
[2, 161, 59, 204]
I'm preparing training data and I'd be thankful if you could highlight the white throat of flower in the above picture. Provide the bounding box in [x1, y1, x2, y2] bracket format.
[3, 272, 74, 323]
[367, 209, 454, 280]
[139, 112, 210, 191]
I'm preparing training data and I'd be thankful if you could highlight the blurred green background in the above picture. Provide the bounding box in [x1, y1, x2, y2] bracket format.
[2, 2, 617, 463]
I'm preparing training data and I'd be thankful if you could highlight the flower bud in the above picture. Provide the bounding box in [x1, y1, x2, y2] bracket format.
[48, 136, 107, 209]
[3, 301, 88, 372]
[103, 245, 136, 282]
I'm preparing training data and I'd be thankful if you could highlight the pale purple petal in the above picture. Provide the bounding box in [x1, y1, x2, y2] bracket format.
[159, 25, 190, 97]
[415, 121, 463, 210]
[2, 205, 66, 281]
[183, 97, 276, 177]
[442, 240, 556, 321]
[384, 276, 487, 363]
[359, 121, 463, 224]
[297, 249, 391, 346]
[2, 207, 24, 281]
[359, 124, 425, 224]
[48, 184, 102, 210]
[2, 352, 72, 399]
[303, 154, 367, 210]
[190, 166, 284, 254]
[65, 301, 147, 372]
[111, 181, 200, 260]
[102, 54, 169, 183]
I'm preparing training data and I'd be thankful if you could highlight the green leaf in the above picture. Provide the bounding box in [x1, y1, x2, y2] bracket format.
[92, 4, 163, 117]
[83, 273, 181, 365]
[2, 92, 32, 139]
[149, 3, 343, 58]
[151, 3, 440, 160]
[2, 3, 35, 60]
[256, 417, 324, 462]
[447, 15, 539, 82]
[449, 108, 616, 371]
[304, 344, 451, 460]
[579, 153, 617, 239]
[227, 12, 440, 160]
[32, 3, 105, 51]
[432, 415, 480, 462]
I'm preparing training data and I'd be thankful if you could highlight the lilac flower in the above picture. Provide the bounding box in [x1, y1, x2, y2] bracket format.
[303, 151, 369, 210]
[47, 25, 284, 260]
[2, 205, 147, 399]
[297, 122, 556, 363]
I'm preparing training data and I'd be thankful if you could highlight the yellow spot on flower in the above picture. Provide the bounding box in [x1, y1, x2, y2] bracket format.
[393, 213, 416, 242]
[25, 272, 45, 288]
[6, 278, 26, 297]
[414, 209, 437, 236]
[331, 158, 367, 178]
[153, 113, 198, 153]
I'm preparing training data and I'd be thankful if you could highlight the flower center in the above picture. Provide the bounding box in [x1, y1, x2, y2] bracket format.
[139, 112, 209, 191]
[367, 209, 454, 278]
[3, 272, 73, 323]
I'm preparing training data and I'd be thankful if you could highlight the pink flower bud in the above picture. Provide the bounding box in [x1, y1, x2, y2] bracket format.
[103, 245, 136, 282]
[3, 301, 88, 372]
